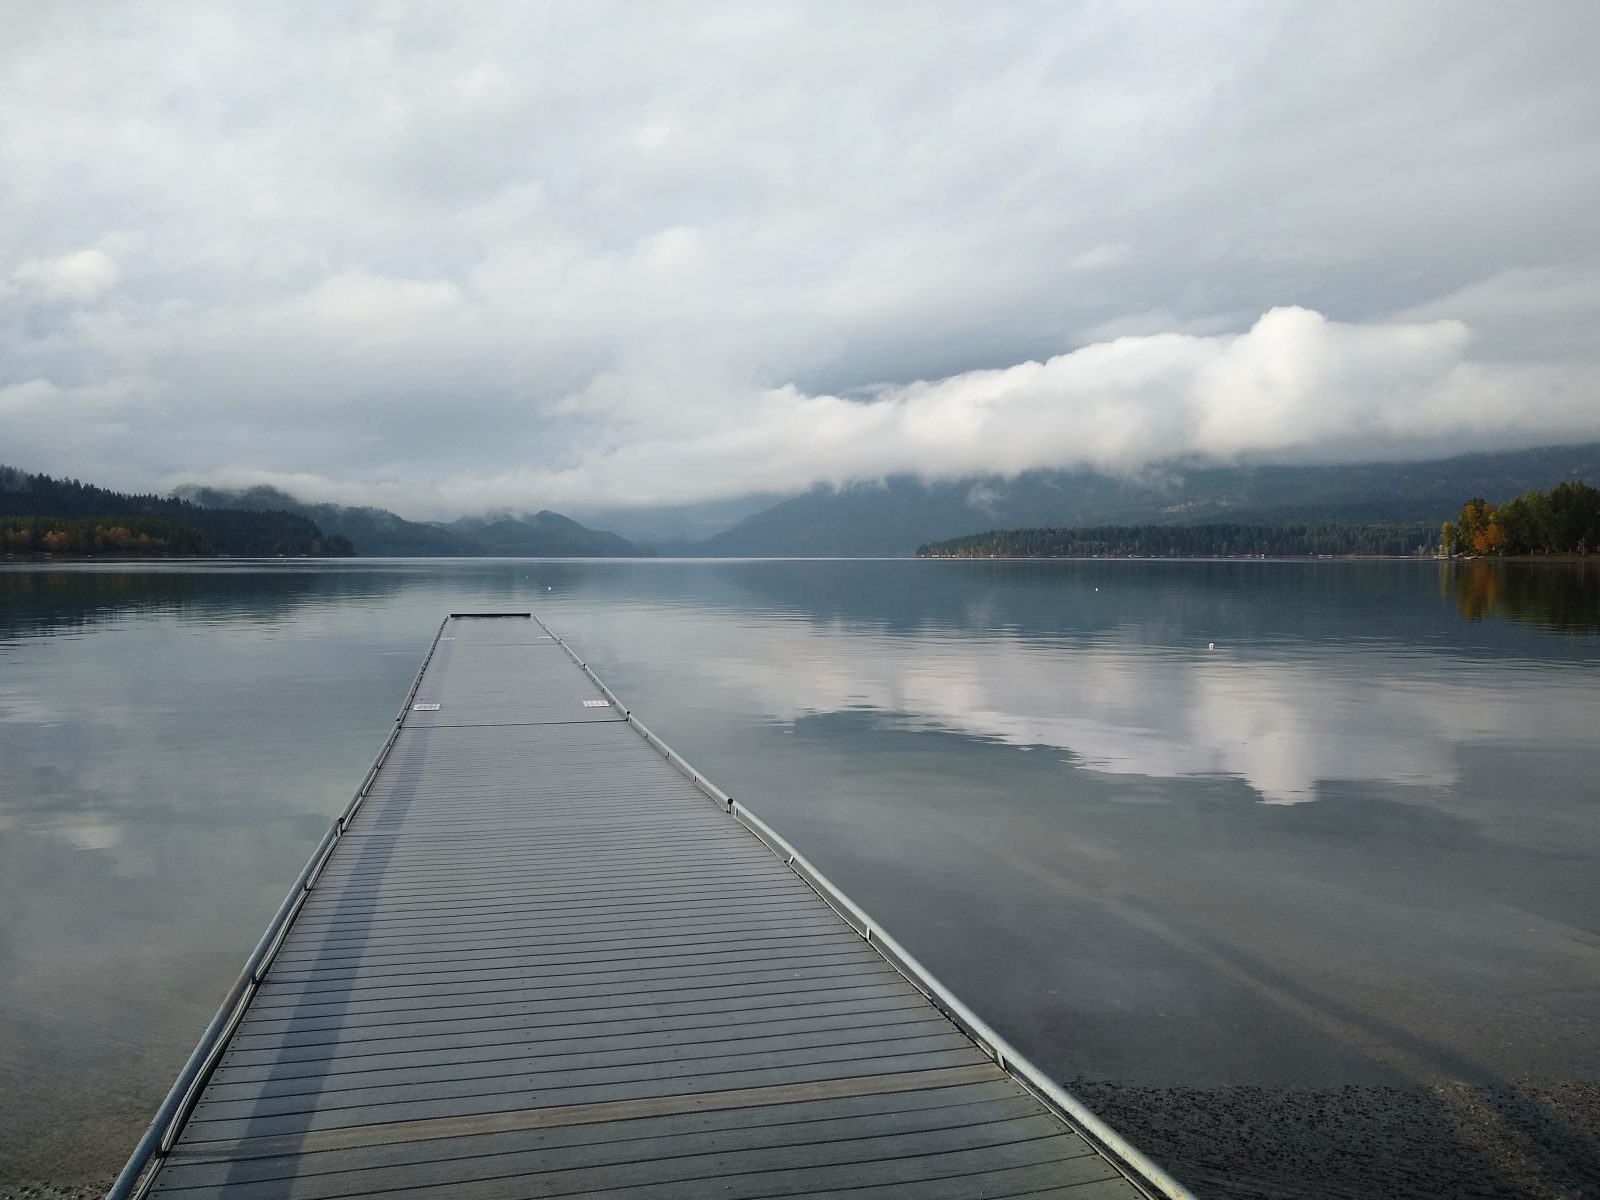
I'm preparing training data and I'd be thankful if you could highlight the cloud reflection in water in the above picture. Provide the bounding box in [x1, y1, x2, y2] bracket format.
[650, 619, 1596, 806]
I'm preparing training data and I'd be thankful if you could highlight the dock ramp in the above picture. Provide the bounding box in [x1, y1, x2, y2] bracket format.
[111, 613, 1193, 1200]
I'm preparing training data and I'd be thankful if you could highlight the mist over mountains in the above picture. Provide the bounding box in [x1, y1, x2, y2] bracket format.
[680, 443, 1600, 557]
[14, 443, 1592, 560]
[183, 442, 1600, 558]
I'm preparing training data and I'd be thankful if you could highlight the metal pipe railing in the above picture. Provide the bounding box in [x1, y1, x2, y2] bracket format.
[106, 616, 450, 1200]
[536, 617, 1197, 1200]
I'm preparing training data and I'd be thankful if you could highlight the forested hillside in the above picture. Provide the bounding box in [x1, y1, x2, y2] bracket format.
[0, 468, 352, 557]
[179, 485, 474, 555]
[921, 522, 1439, 559]
[924, 479, 1600, 560]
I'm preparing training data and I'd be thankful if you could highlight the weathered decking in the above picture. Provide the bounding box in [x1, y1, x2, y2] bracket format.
[119, 614, 1189, 1200]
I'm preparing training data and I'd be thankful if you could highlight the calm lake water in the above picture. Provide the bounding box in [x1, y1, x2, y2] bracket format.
[1, 558, 1597, 1190]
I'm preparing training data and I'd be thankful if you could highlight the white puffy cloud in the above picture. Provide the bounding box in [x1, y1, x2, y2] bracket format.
[2, 3, 1598, 514]
[338, 306, 1588, 511]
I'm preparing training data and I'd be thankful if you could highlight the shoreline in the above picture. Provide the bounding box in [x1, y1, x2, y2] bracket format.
[1076, 1077, 1600, 1200]
[0, 1180, 111, 1200]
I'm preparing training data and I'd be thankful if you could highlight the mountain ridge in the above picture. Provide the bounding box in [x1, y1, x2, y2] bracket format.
[176, 485, 646, 557]
[162, 442, 1600, 558]
[687, 443, 1600, 557]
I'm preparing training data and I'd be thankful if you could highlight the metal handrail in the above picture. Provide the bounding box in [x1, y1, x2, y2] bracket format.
[537, 617, 1197, 1200]
[106, 616, 450, 1200]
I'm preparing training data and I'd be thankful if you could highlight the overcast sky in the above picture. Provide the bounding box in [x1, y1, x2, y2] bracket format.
[3, 2, 1598, 517]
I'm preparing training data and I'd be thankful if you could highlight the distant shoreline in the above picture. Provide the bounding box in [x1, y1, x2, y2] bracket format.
[919, 553, 1594, 563]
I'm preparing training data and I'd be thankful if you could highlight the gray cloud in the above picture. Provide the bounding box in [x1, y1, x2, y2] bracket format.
[3, 2, 1598, 516]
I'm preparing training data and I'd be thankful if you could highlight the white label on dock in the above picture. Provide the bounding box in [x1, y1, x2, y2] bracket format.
[582, 700, 609, 708]
[412, 703, 441, 711]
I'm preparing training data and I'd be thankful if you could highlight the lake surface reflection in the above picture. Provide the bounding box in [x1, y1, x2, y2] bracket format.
[1, 559, 1596, 1184]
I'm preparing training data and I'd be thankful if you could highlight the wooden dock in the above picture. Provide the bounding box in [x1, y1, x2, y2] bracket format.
[114, 614, 1191, 1200]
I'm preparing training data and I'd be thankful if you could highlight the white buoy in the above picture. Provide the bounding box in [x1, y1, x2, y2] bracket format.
[1208, 642, 1215, 651]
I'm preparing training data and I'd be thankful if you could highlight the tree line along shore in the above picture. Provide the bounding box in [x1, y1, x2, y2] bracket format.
[918, 481, 1600, 560]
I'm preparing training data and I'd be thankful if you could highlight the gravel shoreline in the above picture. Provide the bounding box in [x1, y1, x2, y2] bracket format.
[1075, 1079, 1600, 1200]
[0, 1181, 111, 1200]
